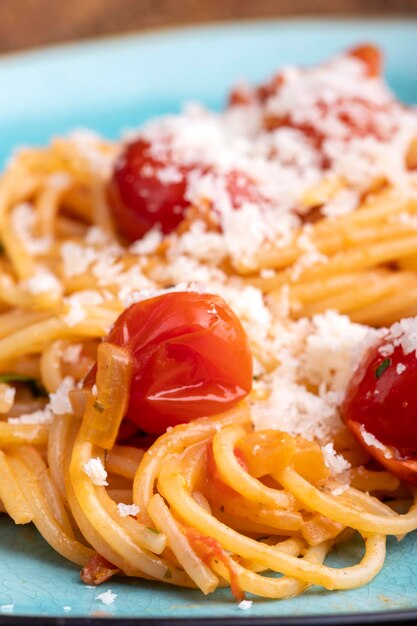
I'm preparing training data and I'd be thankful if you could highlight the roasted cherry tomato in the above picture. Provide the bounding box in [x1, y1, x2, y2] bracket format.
[341, 325, 417, 484]
[108, 139, 191, 242]
[109, 137, 267, 241]
[106, 291, 253, 435]
[348, 43, 382, 77]
[224, 170, 267, 210]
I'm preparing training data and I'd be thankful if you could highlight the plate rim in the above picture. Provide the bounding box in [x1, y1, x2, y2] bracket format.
[1, 608, 417, 626]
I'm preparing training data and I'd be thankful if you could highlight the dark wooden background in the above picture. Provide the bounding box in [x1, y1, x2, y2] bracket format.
[1, 0, 417, 54]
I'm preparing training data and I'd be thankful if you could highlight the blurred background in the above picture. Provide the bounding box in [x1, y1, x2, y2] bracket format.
[1, 0, 417, 166]
[1, 0, 417, 54]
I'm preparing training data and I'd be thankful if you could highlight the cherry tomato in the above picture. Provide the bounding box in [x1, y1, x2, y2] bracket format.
[256, 72, 285, 103]
[106, 291, 253, 435]
[224, 170, 267, 210]
[228, 84, 256, 107]
[108, 139, 266, 241]
[348, 44, 383, 77]
[265, 97, 392, 150]
[108, 139, 191, 242]
[341, 327, 417, 483]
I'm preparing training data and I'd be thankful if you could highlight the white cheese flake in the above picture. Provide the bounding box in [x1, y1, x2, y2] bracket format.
[378, 343, 394, 357]
[96, 590, 117, 606]
[60, 242, 98, 278]
[10, 203, 51, 255]
[63, 291, 105, 327]
[331, 484, 349, 496]
[238, 600, 253, 611]
[359, 425, 393, 459]
[117, 503, 140, 518]
[8, 408, 52, 425]
[83, 458, 108, 486]
[129, 228, 163, 254]
[322, 443, 351, 475]
[388, 317, 417, 356]
[48, 376, 75, 415]
[62, 344, 83, 364]
[24, 268, 62, 295]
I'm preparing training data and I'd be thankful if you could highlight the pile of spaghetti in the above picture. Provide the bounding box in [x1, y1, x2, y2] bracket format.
[1, 44, 417, 600]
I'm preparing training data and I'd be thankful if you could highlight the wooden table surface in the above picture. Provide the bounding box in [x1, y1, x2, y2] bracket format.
[1, 0, 417, 54]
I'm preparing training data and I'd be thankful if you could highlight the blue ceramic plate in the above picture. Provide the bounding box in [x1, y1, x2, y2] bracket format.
[1, 19, 417, 624]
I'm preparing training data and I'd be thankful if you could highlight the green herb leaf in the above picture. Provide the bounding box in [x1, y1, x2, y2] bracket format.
[375, 358, 391, 379]
[0, 373, 47, 397]
[163, 568, 172, 579]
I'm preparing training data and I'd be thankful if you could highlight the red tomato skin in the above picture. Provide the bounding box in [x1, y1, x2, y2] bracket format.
[224, 170, 267, 210]
[347, 420, 417, 486]
[348, 44, 383, 77]
[108, 139, 190, 242]
[107, 292, 253, 434]
[341, 342, 417, 457]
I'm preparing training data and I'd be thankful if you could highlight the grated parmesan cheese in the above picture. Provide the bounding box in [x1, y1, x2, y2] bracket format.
[331, 484, 349, 496]
[24, 268, 62, 295]
[129, 228, 163, 254]
[10, 203, 51, 255]
[63, 291, 105, 327]
[387, 317, 417, 356]
[301, 310, 374, 393]
[62, 344, 83, 364]
[359, 425, 393, 459]
[83, 458, 108, 486]
[378, 343, 394, 357]
[60, 242, 98, 278]
[322, 443, 351, 475]
[117, 503, 140, 518]
[96, 590, 117, 606]
[238, 600, 253, 611]
[8, 408, 52, 425]
[250, 311, 378, 443]
[48, 377, 75, 415]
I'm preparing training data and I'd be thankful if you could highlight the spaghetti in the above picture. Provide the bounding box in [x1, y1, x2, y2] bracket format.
[0, 44, 416, 601]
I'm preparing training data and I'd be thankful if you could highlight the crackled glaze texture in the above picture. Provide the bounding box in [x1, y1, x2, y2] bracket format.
[0, 19, 417, 620]
[1, 518, 417, 618]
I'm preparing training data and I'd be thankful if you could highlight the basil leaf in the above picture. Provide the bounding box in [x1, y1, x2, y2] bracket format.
[375, 358, 391, 379]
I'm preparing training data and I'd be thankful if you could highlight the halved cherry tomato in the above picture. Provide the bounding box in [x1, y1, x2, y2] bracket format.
[106, 291, 253, 435]
[341, 326, 417, 484]
[108, 139, 191, 242]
